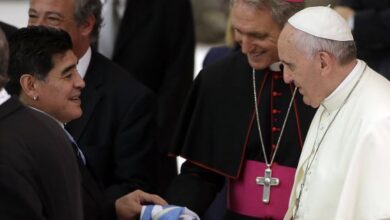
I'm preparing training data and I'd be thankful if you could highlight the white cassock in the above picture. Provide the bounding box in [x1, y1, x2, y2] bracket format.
[285, 60, 390, 220]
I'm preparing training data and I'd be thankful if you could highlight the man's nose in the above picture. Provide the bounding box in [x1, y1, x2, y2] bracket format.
[240, 36, 253, 54]
[74, 72, 85, 89]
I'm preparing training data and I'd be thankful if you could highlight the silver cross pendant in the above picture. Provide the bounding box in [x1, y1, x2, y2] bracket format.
[256, 167, 280, 203]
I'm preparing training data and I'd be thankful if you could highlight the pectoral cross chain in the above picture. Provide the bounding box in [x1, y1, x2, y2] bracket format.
[256, 167, 279, 203]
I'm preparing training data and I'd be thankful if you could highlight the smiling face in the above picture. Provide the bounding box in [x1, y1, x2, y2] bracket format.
[32, 50, 85, 123]
[231, 2, 281, 70]
[278, 25, 324, 108]
[28, 0, 91, 58]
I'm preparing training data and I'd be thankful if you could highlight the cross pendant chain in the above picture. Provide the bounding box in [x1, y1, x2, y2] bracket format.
[256, 167, 279, 203]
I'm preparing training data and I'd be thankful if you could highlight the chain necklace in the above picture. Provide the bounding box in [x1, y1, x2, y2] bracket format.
[292, 64, 366, 219]
[252, 68, 297, 203]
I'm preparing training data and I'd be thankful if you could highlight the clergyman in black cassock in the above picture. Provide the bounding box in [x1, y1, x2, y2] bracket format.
[167, 50, 316, 219]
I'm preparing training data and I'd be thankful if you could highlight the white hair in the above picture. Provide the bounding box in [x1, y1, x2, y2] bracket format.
[291, 25, 357, 65]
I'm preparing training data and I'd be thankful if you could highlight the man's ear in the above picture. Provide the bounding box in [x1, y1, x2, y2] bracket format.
[79, 14, 96, 37]
[318, 51, 334, 77]
[19, 74, 39, 99]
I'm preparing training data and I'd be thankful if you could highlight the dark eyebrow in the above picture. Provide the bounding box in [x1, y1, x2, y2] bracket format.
[61, 64, 77, 75]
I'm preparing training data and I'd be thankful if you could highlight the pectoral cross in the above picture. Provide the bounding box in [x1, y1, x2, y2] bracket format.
[256, 167, 279, 203]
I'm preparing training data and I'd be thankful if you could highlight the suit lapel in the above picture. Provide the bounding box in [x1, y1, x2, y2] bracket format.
[66, 51, 103, 141]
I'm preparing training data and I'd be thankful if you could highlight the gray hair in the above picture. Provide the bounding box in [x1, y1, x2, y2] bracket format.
[292, 26, 357, 65]
[0, 28, 9, 89]
[74, 0, 103, 43]
[230, 0, 304, 27]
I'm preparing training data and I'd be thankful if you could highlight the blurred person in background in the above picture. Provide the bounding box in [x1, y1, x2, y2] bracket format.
[98, 0, 195, 194]
[335, 0, 390, 79]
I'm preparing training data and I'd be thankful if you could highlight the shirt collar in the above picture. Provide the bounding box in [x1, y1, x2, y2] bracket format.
[76, 47, 92, 79]
[0, 88, 11, 106]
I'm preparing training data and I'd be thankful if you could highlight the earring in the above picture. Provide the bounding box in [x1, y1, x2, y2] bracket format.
[33, 96, 38, 101]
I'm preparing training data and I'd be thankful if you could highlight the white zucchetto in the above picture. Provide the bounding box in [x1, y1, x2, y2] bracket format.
[288, 6, 354, 41]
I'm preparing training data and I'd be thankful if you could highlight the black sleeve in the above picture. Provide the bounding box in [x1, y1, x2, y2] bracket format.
[165, 161, 225, 217]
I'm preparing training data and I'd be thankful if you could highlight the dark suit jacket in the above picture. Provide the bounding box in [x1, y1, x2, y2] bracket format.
[0, 97, 83, 220]
[0, 21, 17, 40]
[65, 51, 157, 202]
[110, 0, 195, 193]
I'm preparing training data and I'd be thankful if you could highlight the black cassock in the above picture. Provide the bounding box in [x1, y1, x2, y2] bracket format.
[166, 51, 316, 219]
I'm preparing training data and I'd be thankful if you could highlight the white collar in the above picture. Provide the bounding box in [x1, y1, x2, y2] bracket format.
[270, 61, 282, 71]
[0, 88, 10, 106]
[76, 47, 92, 79]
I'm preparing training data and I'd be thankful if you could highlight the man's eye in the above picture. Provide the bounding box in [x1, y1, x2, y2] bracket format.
[28, 14, 37, 18]
[62, 73, 73, 79]
[48, 17, 61, 25]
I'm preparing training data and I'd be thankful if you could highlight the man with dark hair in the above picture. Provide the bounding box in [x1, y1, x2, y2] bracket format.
[6, 25, 167, 220]
[166, 0, 316, 219]
[0, 27, 83, 220]
[27, 0, 158, 203]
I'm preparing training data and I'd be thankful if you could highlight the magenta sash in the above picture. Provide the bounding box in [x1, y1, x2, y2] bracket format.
[228, 160, 296, 219]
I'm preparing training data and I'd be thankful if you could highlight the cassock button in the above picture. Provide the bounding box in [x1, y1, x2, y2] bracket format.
[272, 109, 281, 114]
[272, 91, 282, 97]
[272, 127, 281, 132]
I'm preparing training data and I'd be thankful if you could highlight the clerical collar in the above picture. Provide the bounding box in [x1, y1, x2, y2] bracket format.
[322, 59, 364, 111]
[269, 61, 282, 72]
[0, 88, 10, 105]
[76, 47, 92, 79]
[28, 105, 64, 129]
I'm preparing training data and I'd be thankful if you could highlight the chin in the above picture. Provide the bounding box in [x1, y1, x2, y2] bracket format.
[249, 58, 274, 70]
[302, 97, 311, 107]
[249, 61, 269, 70]
[70, 111, 82, 121]
[304, 100, 319, 108]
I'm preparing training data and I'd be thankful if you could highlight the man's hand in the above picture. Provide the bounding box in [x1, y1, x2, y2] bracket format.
[115, 189, 168, 220]
[334, 6, 355, 20]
